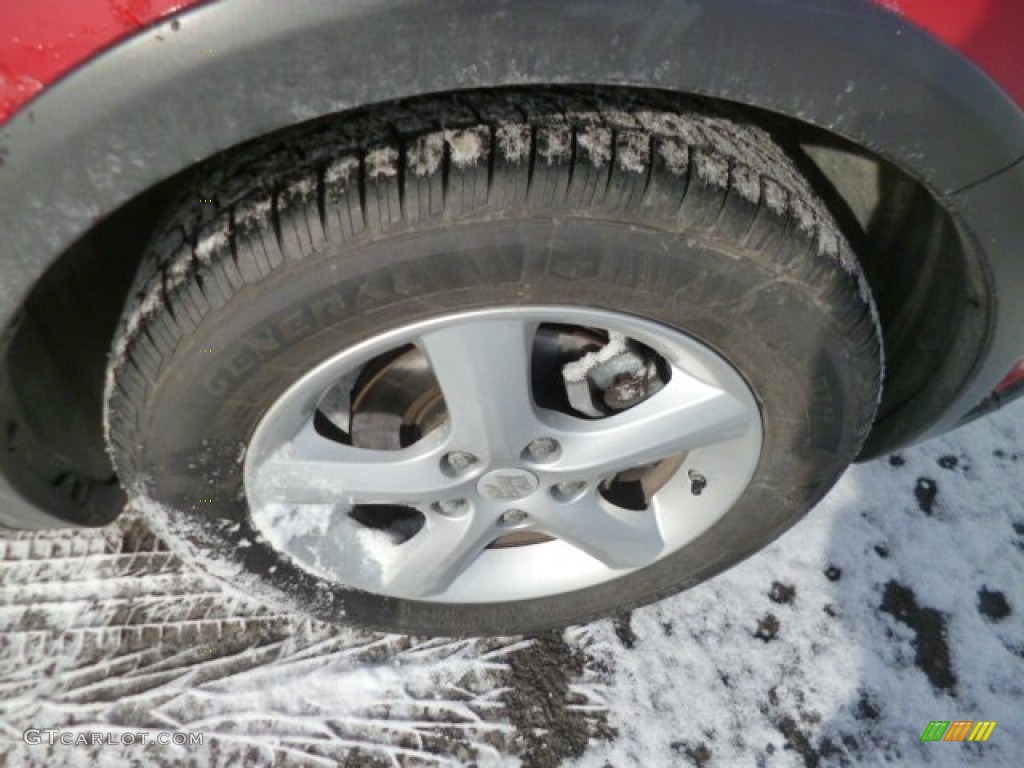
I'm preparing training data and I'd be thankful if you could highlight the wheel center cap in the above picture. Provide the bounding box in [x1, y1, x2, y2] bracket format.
[477, 468, 540, 500]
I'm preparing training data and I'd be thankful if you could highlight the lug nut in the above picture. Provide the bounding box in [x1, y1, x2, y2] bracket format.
[524, 438, 560, 462]
[552, 480, 587, 501]
[443, 451, 477, 474]
[434, 498, 470, 518]
[500, 509, 529, 527]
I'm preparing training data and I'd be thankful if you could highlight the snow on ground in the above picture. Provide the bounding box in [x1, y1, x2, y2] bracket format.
[0, 401, 1021, 767]
[576, 399, 1024, 767]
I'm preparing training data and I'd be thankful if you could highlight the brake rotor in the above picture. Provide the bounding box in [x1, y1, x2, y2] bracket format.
[348, 345, 447, 450]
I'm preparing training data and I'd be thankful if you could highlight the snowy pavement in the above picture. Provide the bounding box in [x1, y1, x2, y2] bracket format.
[1, 401, 1021, 767]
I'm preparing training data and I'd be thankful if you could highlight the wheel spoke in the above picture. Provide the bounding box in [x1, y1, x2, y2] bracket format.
[252, 421, 453, 505]
[532, 492, 665, 569]
[379, 511, 499, 597]
[417, 318, 542, 461]
[548, 372, 752, 478]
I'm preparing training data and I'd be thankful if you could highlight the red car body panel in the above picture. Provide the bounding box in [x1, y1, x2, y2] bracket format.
[0, 0, 196, 124]
[894, 0, 1024, 107]
[0, 0, 1022, 126]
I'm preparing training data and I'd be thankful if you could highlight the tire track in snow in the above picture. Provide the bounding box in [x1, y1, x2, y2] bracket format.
[0, 511, 613, 766]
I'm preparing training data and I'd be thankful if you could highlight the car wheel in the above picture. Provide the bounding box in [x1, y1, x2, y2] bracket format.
[105, 92, 881, 636]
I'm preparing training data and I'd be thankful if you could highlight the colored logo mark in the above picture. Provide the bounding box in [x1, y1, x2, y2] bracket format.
[920, 721, 997, 742]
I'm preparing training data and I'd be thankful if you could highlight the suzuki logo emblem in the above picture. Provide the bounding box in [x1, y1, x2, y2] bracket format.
[477, 469, 540, 500]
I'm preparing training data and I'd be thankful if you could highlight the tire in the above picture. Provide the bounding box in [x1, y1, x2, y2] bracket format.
[105, 91, 881, 636]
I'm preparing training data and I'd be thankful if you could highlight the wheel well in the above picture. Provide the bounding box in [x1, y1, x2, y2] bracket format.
[789, 136, 989, 458]
[0, 86, 989, 526]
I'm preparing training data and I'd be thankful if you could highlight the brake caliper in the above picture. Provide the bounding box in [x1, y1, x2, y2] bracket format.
[561, 332, 665, 418]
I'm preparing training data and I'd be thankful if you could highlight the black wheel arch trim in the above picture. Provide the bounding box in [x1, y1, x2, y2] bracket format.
[1, 0, 1022, 526]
